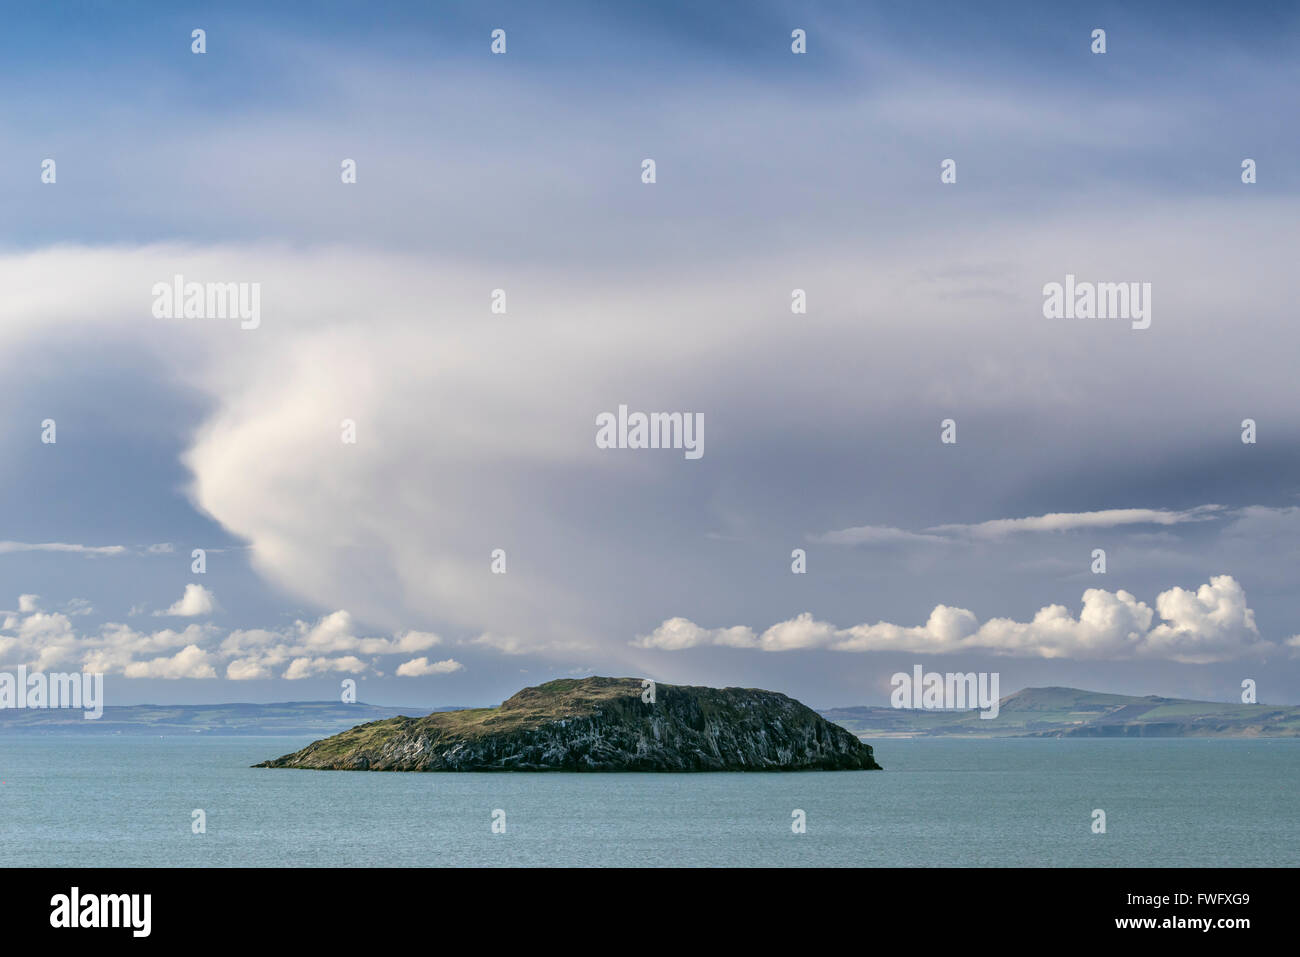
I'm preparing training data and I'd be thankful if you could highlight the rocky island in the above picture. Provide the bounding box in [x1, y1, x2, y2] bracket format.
[255, 676, 881, 771]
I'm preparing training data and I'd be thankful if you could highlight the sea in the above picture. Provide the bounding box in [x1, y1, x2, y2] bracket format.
[1, 736, 1296, 867]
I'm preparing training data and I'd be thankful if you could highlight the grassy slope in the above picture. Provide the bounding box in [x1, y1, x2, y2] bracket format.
[291, 677, 656, 761]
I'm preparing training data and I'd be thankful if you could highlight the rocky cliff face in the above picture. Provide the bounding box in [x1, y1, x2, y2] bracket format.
[255, 676, 881, 771]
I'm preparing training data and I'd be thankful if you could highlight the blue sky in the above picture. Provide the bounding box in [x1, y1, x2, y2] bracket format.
[2, 1, 1299, 708]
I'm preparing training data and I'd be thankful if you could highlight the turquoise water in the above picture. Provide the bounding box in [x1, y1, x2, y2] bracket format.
[1, 736, 1296, 866]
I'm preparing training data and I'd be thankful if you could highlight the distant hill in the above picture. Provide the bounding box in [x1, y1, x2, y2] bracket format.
[8, 687, 1295, 740]
[0, 701, 442, 735]
[821, 686, 1300, 738]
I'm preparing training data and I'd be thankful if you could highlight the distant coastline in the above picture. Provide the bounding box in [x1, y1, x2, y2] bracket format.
[3, 685, 1297, 739]
[822, 686, 1300, 738]
[0, 701, 439, 735]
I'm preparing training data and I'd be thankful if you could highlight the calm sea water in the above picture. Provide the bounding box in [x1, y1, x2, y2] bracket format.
[1, 736, 1296, 866]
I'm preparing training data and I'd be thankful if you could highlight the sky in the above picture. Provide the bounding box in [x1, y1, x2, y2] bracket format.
[2, 0, 1299, 709]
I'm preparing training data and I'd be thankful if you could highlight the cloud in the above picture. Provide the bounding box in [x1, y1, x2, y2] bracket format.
[2, 182, 1299, 663]
[632, 618, 757, 651]
[1144, 578, 1261, 664]
[216, 615, 461, 680]
[0, 601, 450, 679]
[635, 576, 1267, 663]
[395, 657, 464, 677]
[63, 598, 94, 616]
[0, 0, 1295, 702]
[282, 656, 367, 680]
[0, 611, 79, 671]
[157, 583, 217, 617]
[384, 631, 443, 653]
[0, 542, 128, 556]
[219, 618, 379, 680]
[81, 623, 218, 674]
[18, 594, 39, 613]
[929, 506, 1226, 541]
[814, 506, 1228, 546]
[225, 657, 273, 680]
[295, 610, 358, 651]
[122, 645, 217, 679]
[466, 632, 593, 656]
[807, 526, 948, 546]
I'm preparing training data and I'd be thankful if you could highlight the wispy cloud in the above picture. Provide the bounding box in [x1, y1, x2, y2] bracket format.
[0, 541, 127, 556]
[0, 541, 193, 557]
[808, 526, 949, 546]
[931, 505, 1227, 540]
[812, 505, 1228, 546]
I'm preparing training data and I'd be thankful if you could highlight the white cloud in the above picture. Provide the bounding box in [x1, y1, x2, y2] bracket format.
[632, 618, 757, 651]
[467, 632, 592, 656]
[1144, 577, 1261, 664]
[82, 624, 218, 674]
[282, 655, 367, 680]
[929, 506, 1226, 540]
[225, 657, 273, 680]
[395, 657, 463, 677]
[0, 603, 453, 680]
[814, 506, 1227, 546]
[466, 633, 532, 655]
[4, 611, 80, 671]
[158, 584, 217, 617]
[379, 630, 443, 654]
[1, 195, 1297, 662]
[0, 542, 127, 556]
[296, 610, 358, 651]
[216, 615, 459, 679]
[635, 576, 1267, 663]
[63, 598, 94, 616]
[123, 645, 217, 679]
[807, 526, 948, 546]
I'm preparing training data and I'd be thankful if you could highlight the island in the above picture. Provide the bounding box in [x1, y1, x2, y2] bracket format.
[254, 676, 882, 771]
